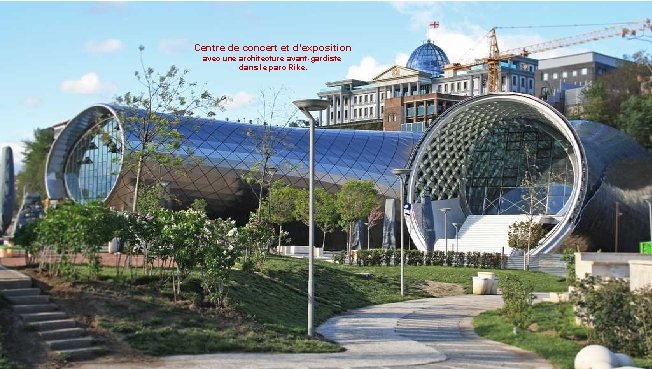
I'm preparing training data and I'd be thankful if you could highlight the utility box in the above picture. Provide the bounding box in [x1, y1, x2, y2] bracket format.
[640, 241, 652, 254]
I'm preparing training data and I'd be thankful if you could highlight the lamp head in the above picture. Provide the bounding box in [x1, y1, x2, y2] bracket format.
[440, 207, 452, 213]
[392, 168, 411, 176]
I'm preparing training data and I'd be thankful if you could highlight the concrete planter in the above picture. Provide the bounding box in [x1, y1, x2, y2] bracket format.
[472, 277, 491, 295]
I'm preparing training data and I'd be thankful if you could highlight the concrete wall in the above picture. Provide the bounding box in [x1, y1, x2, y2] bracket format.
[575, 252, 652, 291]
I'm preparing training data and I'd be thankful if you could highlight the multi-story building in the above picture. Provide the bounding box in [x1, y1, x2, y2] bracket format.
[535, 52, 625, 115]
[317, 40, 538, 131]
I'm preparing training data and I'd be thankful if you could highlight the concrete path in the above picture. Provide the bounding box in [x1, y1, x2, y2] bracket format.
[70, 294, 552, 369]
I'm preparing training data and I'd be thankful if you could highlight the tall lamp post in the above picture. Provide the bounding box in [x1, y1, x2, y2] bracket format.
[440, 208, 451, 256]
[452, 222, 461, 253]
[392, 168, 410, 297]
[293, 99, 329, 337]
[644, 195, 652, 243]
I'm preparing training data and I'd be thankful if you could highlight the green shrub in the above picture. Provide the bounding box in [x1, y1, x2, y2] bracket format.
[571, 277, 642, 355]
[501, 275, 534, 331]
[406, 250, 424, 266]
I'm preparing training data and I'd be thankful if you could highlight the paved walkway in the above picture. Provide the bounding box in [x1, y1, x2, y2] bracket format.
[69, 294, 552, 369]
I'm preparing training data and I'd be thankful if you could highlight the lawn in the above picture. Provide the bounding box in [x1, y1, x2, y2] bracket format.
[22, 255, 568, 358]
[474, 302, 652, 369]
[229, 256, 567, 333]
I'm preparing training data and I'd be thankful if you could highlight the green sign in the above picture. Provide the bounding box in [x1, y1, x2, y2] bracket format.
[641, 241, 652, 254]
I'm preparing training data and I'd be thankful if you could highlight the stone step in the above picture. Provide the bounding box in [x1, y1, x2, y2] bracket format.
[27, 319, 76, 331]
[13, 304, 58, 314]
[46, 336, 94, 351]
[55, 346, 105, 361]
[21, 311, 68, 323]
[0, 288, 41, 296]
[0, 279, 32, 290]
[38, 328, 86, 341]
[7, 294, 49, 305]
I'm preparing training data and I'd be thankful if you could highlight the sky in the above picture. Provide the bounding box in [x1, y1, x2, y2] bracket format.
[2, 1, 652, 172]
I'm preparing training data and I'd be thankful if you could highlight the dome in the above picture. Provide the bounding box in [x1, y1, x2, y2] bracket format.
[406, 40, 449, 77]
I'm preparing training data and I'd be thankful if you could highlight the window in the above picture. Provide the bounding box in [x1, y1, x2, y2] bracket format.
[438, 85, 442, 92]
[529, 79, 533, 89]
[353, 96, 357, 104]
[581, 68, 588, 75]
[562, 71, 568, 78]
[364, 107, 368, 117]
[364, 95, 368, 103]
[463, 81, 468, 90]
[370, 95, 374, 102]
[543, 73, 549, 81]
[456, 82, 461, 91]
[344, 98, 348, 106]
[572, 70, 578, 77]
[552, 73, 558, 79]
[370, 107, 374, 116]
[512, 75, 518, 86]
[521, 77, 525, 87]
[381, 106, 384, 114]
[381, 93, 385, 100]
[354, 109, 357, 118]
[444, 84, 448, 92]
[344, 110, 348, 119]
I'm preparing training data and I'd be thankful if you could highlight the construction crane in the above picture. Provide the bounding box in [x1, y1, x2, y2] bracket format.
[445, 19, 652, 93]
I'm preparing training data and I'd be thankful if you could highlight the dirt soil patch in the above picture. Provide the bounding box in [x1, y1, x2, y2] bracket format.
[418, 280, 465, 298]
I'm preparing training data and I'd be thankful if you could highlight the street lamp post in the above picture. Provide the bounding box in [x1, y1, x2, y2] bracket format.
[644, 195, 652, 243]
[293, 99, 329, 337]
[392, 168, 410, 297]
[440, 208, 451, 257]
[452, 222, 461, 253]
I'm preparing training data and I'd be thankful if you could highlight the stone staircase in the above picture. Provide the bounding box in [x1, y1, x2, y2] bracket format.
[0, 268, 105, 361]
[433, 215, 529, 254]
[506, 253, 568, 277]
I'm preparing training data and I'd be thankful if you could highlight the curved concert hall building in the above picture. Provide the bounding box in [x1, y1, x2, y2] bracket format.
[46, 94, 651, 253]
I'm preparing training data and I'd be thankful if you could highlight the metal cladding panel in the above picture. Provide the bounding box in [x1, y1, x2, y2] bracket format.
[47, 104, 420, 219]
[570, 120, 651, 252]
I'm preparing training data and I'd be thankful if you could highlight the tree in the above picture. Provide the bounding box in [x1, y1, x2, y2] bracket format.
[335, 180, 379, 254]
[294, 188, 340, 248]
[580, 52, 651, 127]
[366, 206, 384, 249]
[16, 128, 54, 207]
[262, 182, 296, 248]
[114, 45, 226, 212]
[616, 93, 652, 151]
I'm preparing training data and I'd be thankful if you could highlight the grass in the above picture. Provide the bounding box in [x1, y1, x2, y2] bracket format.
[228, 256, 568, 333]
[27, 255, 567, 357]
[474, 302, 652, 369]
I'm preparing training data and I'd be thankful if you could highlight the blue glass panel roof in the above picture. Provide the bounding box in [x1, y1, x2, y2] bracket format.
[406, 41, 450, 77]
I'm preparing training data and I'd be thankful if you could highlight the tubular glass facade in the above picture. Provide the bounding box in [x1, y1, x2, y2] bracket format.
[64, 116, 123, 203]
[464, 123, 573, 215]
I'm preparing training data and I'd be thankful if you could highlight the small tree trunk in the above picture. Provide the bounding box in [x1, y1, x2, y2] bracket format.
[132, 153, 145, 213]
[278, 224, 283, 249]
[322, 232, 327, 249]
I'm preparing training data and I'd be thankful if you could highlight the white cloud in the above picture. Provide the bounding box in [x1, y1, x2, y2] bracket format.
[224, 91, 258, 110]
[159, 39, 188, 54]
[60, 72, 116, 95]
[86, 39, 122, 54]
[346, 57, 389, 81]
[23, 96, 39, 108]
[0, 142, 25, 173]
[395, 52, 410, 67]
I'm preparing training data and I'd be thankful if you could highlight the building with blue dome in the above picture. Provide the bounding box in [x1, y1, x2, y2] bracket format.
[317, 38, 538, 132]
[406, 40, 450, 77]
